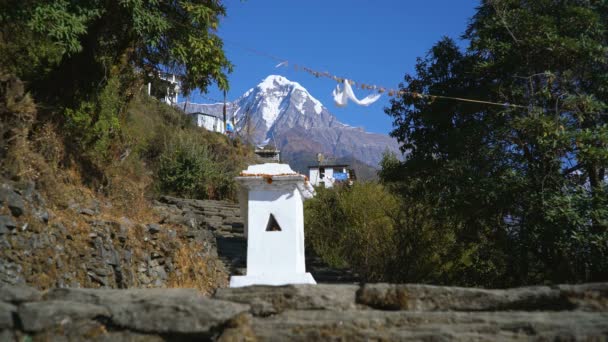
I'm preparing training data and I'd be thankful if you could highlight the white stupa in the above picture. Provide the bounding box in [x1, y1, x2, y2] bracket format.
[229, 163, 316, 287]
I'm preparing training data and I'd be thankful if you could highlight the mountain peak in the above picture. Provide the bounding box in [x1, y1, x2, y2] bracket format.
[239, 75, 324, 124]
[258, 74, 297, 91]
[255, 75, 312, 99]
[180, 75, 401, 168]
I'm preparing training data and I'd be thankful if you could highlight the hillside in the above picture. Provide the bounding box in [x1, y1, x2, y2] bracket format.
[0, 73, 256, 292]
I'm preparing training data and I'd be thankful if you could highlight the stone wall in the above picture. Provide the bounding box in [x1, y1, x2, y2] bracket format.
[0, 182, 228, 291]
[1, 283, 607, 341]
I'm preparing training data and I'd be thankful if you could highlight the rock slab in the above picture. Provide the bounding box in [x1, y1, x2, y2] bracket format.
[1, 283, 607, 340]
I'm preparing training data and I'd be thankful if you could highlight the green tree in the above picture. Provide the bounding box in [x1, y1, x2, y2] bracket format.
[1, 0, 232, 100]
[384, 0, 608, 286]
[1, 0, 232, 162]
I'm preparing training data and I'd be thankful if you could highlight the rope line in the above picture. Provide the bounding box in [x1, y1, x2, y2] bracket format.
[186, 39, 606, 116]
[423, 94, 527, 109]
[222, 40, 528, 109]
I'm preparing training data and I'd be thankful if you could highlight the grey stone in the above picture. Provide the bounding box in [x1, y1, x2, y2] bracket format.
[0, 285, 41, 303]
[0, 330, 15, 342]
[138, 273, 151, 285]
[160, 214, 183, 226]
[46, 288, 249, 334]
[79, 208, 96, 216]
[27, 320, 143, 342]
[150, 265, 167, 281]
[0, 215, 16, 234]
[247, 309, 608, 341]
[88, 273, 109, 287]
[0, 187, 25, 217]
[33, 209, 49, 223]
[356, 283, 608, 312]
[18, 182, 45, 207]
[0, 283, 608, 341]
[557, 283, 608, 311]
[182, 212, 200, 229]
[146, 224, 161, 234]
[0, 263, 25, 286]
[52, 222, 68, 236]
[0, 302, 16, 329]
[186, 229, 215, 245]
[105, 249, 120, 267]
[215, 284, 359, 316]
[18, 300, 110, 332]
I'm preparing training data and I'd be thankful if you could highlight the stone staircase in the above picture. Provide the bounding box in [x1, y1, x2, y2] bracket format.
[154, 196, 358, 283]
[3, 283, 607, 340]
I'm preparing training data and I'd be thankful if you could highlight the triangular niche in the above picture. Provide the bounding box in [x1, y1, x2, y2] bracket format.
[265, 214, 282, 232]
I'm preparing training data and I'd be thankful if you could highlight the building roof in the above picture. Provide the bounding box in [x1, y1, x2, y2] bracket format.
[308, 164, 349, 169]
[255, 149, 281, 154]
[189, 111, 223, 119]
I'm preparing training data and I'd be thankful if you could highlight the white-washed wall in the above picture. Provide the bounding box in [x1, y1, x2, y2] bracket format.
[196, 114, 225, 134]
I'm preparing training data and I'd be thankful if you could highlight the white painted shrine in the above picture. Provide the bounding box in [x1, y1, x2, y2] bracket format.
[229, 163, 316, 287]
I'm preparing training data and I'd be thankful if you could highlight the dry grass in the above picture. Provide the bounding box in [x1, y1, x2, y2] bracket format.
[103, 158, 154, 220]
[167, 243, 229, 295]
[34, 122, 65, 170]
[1, 77, 232, 293]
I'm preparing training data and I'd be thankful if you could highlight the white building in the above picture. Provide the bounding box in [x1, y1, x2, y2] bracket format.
[147, 72, 180, 105]
[189, 112, 225, 134]
[161, 73, 180, 105]
[308, 164, 351, 188]
[230, 163, 316, 287]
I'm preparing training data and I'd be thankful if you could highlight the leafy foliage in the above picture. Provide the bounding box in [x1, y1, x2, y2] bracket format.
[384, 0, 608, 286]
[1, 0, 231, 97]
[305, 182, 471, 283]
[64, 75, 123, 159]
[156, 131, 237, 200]
[1, 0, 232, 171]
[122, 94, 253, 201]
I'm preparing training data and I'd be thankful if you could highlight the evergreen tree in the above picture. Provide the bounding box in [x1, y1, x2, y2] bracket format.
[384, 0, 608, 285]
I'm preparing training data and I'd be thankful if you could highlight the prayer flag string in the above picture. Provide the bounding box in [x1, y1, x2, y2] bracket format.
[223, 39, 529, 109]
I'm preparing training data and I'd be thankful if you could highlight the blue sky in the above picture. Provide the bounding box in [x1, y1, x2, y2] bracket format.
[192, 0, 479, 135]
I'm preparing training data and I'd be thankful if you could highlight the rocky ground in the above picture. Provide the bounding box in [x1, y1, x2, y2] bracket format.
[0, 179, 355, 291]
[2, 187, 607, 340]
[0, 282, 607, 340]
[0, 182, 228, 292]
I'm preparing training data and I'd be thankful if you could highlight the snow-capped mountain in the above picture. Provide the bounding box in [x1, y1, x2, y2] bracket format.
[182, 75, 401, 171]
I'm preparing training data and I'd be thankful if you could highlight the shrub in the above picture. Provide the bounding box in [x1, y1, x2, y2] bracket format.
[155, 130, 240, 200]
[305, 182, 475, 283]
[63, 76, 122, 161]
[306, 183, 402, 281]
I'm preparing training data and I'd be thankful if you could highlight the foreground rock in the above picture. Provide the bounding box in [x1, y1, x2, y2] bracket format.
[2, 285, 249, 340]
[357, 282, 608, 311]
[247, 310, 608, 341]
[46, 288, 249, 334]
[215, 284, 360, 316]
[1, 283, 607, 340]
